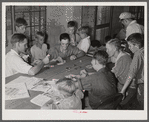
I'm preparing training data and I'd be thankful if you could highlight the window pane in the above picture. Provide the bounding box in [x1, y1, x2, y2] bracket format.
[35, 26, 39, 32]
[34, 12, 39, 26]
[24, 12, 30, 26]
[97, 6, 111, 25]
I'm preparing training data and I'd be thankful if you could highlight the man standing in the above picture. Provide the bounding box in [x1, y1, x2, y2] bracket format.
[119, 12, 144, 40]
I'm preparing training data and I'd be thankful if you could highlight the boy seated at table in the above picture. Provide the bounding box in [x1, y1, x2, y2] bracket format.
[67, 21, 81, 46]
[75, 50, 117, 109]
[77, 26, 91, 53]
[41, 77, 84, 109]
[88, 40, 101, 52]
[30, 31, 48, 65]
[5, 33, 49, 77]
[6, 18, 31, 64]
[48, 33, 85, 64]
[6, 18, 28, 54]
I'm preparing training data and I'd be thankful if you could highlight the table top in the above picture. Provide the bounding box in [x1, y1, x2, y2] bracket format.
[5, 56, 93, 109]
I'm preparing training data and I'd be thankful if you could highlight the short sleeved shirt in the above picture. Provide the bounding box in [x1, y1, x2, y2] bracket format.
[128, 47, 144, 84]
[77, 36, 91, 53]
[5, 49, 32, 77]
[31, 43, 47, 61]
[126, 20, 144, 39]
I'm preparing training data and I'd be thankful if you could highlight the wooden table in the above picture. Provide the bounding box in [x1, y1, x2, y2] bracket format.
[5, 56, 92, 109]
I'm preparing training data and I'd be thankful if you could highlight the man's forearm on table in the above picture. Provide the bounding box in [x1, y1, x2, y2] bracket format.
[76, 51, 85, 58]
[28, 61, 44, 75]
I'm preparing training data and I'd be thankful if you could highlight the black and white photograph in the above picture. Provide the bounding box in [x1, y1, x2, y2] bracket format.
[2, 2, 148, 120]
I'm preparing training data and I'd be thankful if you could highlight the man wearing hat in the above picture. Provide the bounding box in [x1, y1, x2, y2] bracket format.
[119, 12, 144, 40]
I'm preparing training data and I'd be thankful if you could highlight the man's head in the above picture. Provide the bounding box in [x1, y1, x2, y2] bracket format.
[67, 21, 76, 34]
[15, 18, 28, 33]
[60, 33, 70, 50]
[105, 35, 112, 44]
[106, 38, 122, 57]
[35, 31, 45, 45]
[119, 12, 135, 28]
[91, 50, 108, 71]
[56, 77, 76, 96]
[78, 26, 89, 39]
[11, 33, 28, 54]
[91, 40, 101, 48]
[127, 33, 144, 53]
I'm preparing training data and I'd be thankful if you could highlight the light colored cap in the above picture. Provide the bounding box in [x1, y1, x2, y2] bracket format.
[119, 12, 135, 19]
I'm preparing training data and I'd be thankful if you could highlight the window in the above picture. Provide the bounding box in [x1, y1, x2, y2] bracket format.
[81, 6, 113, 44]
[129, 6, 144, 25]
[6, 6, 46, 47]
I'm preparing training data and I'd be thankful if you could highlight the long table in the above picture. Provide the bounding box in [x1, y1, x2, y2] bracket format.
[5, 56, 92, 109]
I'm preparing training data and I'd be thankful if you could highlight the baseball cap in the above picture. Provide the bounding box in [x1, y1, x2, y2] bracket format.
[119, 12, 135, 20]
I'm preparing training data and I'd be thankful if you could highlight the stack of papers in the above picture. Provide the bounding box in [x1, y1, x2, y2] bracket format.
[30, 94, 52, 107]
[6, 76, 61, 106]
[7, 76, 52, 92]
[30, 85, 64, 107]
[5, 82, 30, 100]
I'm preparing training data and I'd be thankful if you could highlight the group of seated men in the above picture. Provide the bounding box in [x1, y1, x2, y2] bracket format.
[5, 12, 144, 110]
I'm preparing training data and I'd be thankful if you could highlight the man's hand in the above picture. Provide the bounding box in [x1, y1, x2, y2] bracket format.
[42, 55, 50, 64]
[80, 69, 88, 78]
[22, 54, 29, 62]
[32, 60, 42, 65]
[70, 55, 77, 60]
[120, 91, 126, 100]
[56, 56, 64, 63]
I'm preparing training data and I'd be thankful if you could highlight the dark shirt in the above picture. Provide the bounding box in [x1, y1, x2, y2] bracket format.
[80, 67, 117, 109]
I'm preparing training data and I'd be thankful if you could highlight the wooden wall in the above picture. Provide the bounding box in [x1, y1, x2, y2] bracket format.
[46, 6, 82, 48]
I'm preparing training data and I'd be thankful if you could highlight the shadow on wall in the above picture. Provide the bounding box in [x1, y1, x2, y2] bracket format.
[46, 19, 65, 48]
[44, 32, 50, 50]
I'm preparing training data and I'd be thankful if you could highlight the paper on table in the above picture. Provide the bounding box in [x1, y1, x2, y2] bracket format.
[31, 84, 63, 107]
[30, 94, 52, 107]
[31, 81, 52, 92]
[7, 76, 43, 90]
[30, 80, 58, 92]
[5, 82, 30, 100]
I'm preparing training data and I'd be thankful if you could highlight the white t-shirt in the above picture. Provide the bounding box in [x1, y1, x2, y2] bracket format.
[31, 44, 47, 61]
[126, 20, 144, 39]
[77, 36, 90, 53]
[5, 49, 32, 77]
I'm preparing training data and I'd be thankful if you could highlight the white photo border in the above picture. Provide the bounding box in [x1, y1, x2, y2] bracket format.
[2, 2, 148, 120]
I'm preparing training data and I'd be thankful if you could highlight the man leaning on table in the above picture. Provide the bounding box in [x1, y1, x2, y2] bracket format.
[75, 50, 117, 109]
[47, 33, 85, 63]
[5, 33, 49, 77]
